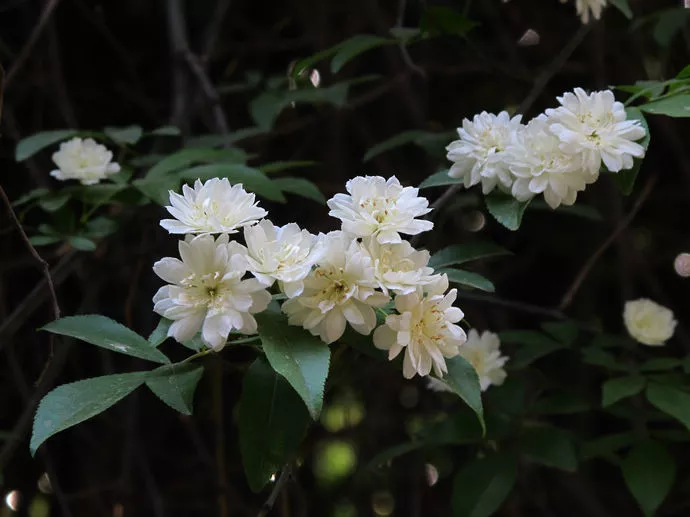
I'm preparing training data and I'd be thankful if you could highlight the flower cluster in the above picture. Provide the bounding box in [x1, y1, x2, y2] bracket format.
[152, 175, 470, 379]
[51, 137, 121, 185]
[446, 88, 646, 209]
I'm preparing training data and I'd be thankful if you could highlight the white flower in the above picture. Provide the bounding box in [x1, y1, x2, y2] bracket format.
[623, 298, 677, 346]
[458, 329, 508, 391]
[244, 219, 324, 298]
[563, 0, 607, 24]
[50, 137, 121, 185]
[373, 275, 467, 379]
[327, 175, 433, 244]
[446, 111, 524, 194]
[160, 178, 267, 235]
[506, 118, 592, 209]
[152, 234, 271, 351]
[361, 237, 437, 295]
[281, 231, 390, 344]
[545, 88, 646, 174]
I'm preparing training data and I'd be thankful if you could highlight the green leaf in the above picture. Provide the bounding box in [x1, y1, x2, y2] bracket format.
[500, 331, 567, 369]
[239, 357, 310, 492]
[148, 318, 172, 346]
[330, 34, 393, 73]
[581, 347, 630, 371]
[521, 426, 578, 472]
[646, 382, 690, 431]
[68, 184, 127, 204]
[531, 393, 590, 415]
[12, 187, 49, 207]
[146, 148, 248, 179]
[622, 440, 676, 517]
[31, 372, 147, 455]
[677, 65, 690, 79]
[419, 169, 462, 189]
[29, 235, 61, 246]
[421, 6, 478, 38]
[363, 130, 434, 162]
[68, 236, 97, 251]
[16, 129, 78, 161]
[84, 216, 118, 239]
[443, 356, 485, 433]
[452, 454, 516, 517]
[145, 363, 204, 415]
[271, 177, 326, 204]
[38, 192, 70, 212]
[485, 192, 530, 231]
[179, 164, 286, 202]
[639, 358, 683, 372]
[259, 161, 318, 174]
[602, 376, 646, 407]
[438, 268, 495, 292]
[150, 125, 181, 136]
[652, 8, 690, 47]
[133, 177, 180, 206]
[256, 311, 330, 419]
[581, 432, 636, 461]
[104, 125, 143, 145]
[429, 242, 510, 269]
[640, 94, 690, 118]
[540, 321, 579, 345]
[610, 0, 633, 19]
[42, 315, 170, 364]
[612, 107, 650, 195]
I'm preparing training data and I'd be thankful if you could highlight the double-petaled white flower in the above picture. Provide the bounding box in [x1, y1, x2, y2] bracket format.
[327, 176, 433, 244]
[458, 329, 508, 391]
[244, 219, 324, 298]
[506, 118, 592, 209]
[50, 137, 121, 185]
[623, 298, 677, 346]
[160, 178, 267, 235]
[446, 111, 524, 194]
[152, 234, 271, 350]
[373, 275, 467, 379]
[545, 88, 646, 175]
[361, 237, 437, 295]
[281, 231, 390, 344]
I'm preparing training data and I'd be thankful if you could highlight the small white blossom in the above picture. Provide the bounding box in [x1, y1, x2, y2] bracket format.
[160, 178, 267, 235]
[327, 175, 433, 244]
[623, 298, 677, 346]
[281, 231, 389, 344]
[506, 118, 592, 209]
[545, 88, 646, 174]
[446, 111, 524, 194]
[244, 219, 324, 298]
[50, 137, 121, 185]
[562, 0, 607, 24]
[152, 234, 271, 351]
[458, 329, 508, 391]
[373, 275, 467, 379]
[361, 237, 437, 295]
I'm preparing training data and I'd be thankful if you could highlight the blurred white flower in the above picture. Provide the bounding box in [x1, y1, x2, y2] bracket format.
[362, 237, 438, 295]
[426, 376, 454, 393]
[50, 137, 120, 185]
[565, 0, 607, 24]
[506, 118, 592, 209]
[674, 253, 690, 278]
[458, 329, 508, 391]
[160, 178, 267, 235]
[446, 111, 524, 194]
[623, 298, 677, 346]
[244, 219, 324, 298]
[373, 275, 467, 379]
[281, 231, 390, 344]
[327, 175, 433, 244]
[545, 88, 646, 175]
[152, 234, 271, 350]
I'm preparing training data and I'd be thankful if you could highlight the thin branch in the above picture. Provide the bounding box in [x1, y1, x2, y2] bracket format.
[201, 0, 232, 61]
[455, 290, 566, 320]
[558, 174, 658, 311]
[395, 0, 425, 77]
[257, 464, 292, 517]
[181, 49, 230, 135]
[5, 0, 62, 88]
[0, 185, 60, 321]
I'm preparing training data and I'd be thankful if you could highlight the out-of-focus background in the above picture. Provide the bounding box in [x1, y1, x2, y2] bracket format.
[1, 0, 690, 516]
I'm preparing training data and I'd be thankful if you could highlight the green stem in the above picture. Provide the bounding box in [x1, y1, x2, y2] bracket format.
[180, 348, 214, 364]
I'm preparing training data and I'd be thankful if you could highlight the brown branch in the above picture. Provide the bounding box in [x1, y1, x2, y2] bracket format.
[181, 49, 230, 135]
[257, 464, 292, 517]
[5, 0, 62, 89]
[558, 174, 658, 311]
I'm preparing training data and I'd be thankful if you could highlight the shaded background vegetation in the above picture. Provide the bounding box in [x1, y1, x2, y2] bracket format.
[1, 0, 690, 516]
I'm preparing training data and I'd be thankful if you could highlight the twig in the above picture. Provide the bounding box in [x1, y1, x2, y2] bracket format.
[0, 186, 60, 320]
[558, 174, 658, 311]
[455, 290, 566, 320]
[181, 49, 230, 135]
[395, 0, 425, 77]
[5, 0, 62, 88]
[201, 0, 232, 61]
[257, 464, 292, 517]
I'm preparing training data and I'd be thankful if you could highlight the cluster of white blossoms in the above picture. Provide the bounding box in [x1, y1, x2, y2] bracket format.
[152, 175, 473, 380]
[623, 298, 677, 347]
[446, 88, 647, 209]
[51, 137, 121, 185]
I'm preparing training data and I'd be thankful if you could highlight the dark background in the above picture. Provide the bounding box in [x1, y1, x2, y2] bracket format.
[1, 0, 690, 515]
